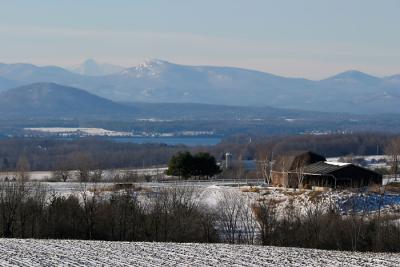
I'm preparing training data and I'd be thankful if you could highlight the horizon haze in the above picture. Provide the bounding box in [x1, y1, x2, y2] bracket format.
[1, 0, 400, 79]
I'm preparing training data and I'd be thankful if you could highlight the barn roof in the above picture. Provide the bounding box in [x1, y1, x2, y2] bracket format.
[273, 151, 326, 171]
[301, 161, 351, 175]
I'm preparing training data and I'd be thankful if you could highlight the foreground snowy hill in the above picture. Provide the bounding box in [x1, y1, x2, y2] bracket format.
[0, 239, 398, 267]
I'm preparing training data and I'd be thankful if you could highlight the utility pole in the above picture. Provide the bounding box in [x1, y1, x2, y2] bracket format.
[269, 151, 273, 185]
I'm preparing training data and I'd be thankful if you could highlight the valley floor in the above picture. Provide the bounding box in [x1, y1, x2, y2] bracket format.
[0, 239, 398, 267]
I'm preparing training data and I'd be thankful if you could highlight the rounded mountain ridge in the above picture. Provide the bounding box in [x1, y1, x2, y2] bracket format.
[0, 82, 134, 117]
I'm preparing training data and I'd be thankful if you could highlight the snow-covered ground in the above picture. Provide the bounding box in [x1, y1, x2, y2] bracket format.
[0, 239, 397, 267]
[256, 187, 400, 216]
[383, 177, 400, 185]
[327, 154, 391, 170]
[0, 171, 53, 181]
[327, 155, 390, 162]
[24, 127, 133, 137]
[22, 181, 400, 217]
[200, 185, 400, 218]
[0, 167, 168, 181]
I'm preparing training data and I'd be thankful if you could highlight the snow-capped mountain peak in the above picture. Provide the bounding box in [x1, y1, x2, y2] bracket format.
[121, 59, 170, 78]
[137, 59, 169, 68]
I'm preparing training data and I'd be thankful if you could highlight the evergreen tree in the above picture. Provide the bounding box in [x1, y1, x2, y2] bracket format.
[166, 151, 220, 179]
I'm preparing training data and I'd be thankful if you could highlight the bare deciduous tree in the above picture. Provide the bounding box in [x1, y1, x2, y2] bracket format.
[385, 137, 400, 181]
[80, 183, 101, 240]
[52, 160, 72, 182]
[345, 195, 368, 252]
[0, 180, 29, 237]
[304, 201, 324, 247]
[256, 151, 273, 185]
[255, 199, 277, 245]
[16, 155, 30, 182]
[90, 170, 103, 183]
[234, 155, 245, 185]
[217, 190, 243, 243]
[293, 158, 307, 189]
[217, 190, 258, 244]
[52, 170, 70, 182]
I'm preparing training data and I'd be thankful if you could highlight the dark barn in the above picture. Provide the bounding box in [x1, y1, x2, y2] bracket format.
[271, 151, 382, 189]
[299, 161, 382, 189]
[271, 151, 326, 187]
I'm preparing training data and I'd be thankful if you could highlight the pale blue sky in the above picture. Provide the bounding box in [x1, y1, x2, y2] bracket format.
[1, 0, 399, 79]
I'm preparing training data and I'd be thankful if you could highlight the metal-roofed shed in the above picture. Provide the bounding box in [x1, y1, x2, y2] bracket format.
[299, 161, 382, 188]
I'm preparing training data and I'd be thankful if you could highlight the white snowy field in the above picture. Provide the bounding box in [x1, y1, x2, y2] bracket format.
[0, 239, 398, 267]
[0, 167, 168, 181]
[24, 127, 133, 137]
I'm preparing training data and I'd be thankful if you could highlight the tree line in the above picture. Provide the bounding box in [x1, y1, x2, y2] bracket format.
[1, 180, 400, 252]
[214, 133, 396, 160]
[0, 138, 183, 172]
[0, 133, 398, 173]
[0, 181, 217, 242]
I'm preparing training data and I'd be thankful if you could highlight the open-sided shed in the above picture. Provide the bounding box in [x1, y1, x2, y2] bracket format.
[271, 151, 382, 188]
[298, 161, 382, 188]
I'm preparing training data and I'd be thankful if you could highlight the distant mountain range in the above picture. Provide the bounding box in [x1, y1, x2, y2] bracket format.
[0, 82, 338, 120]
[1, 82, 400, 136]
[0, 59, 399, 114]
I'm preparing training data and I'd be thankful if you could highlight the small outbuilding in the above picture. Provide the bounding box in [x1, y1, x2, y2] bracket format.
[299, 161, 382, 189]
[271, 151, 382, 189]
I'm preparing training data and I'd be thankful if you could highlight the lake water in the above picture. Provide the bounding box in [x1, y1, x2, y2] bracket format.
[111, 137, 222, 146]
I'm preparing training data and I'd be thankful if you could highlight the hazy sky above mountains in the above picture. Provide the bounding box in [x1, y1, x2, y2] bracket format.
[0, 0, 399, 79]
